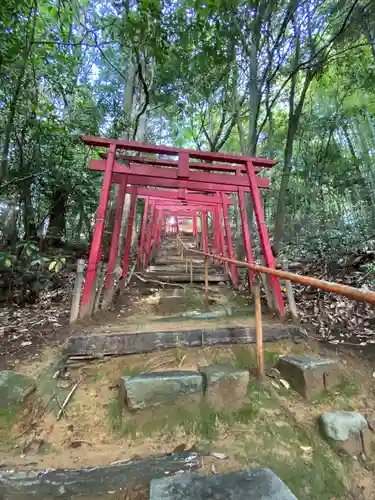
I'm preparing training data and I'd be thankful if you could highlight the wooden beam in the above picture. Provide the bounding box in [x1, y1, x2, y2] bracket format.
[81, 135, 277, 167]
[100, 152, 263, 174]
[62, 326, 301, 359]
[0, 453, 201, 498]
[90, 159, 270, 189]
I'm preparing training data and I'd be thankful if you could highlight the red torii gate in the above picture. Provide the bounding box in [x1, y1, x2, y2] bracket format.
[79, 135, 284, 318]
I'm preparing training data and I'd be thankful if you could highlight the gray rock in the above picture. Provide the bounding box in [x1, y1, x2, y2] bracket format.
[120, 371, 203, 411]
[320, 411, 368, 441]
[200, 363, 249, 386]
[0, 452, 201, 499]
[278, 355, 340, 399]
[0, 371, 36, 408]
[150, 468, 298, 500]
[200, 362, 249, 408]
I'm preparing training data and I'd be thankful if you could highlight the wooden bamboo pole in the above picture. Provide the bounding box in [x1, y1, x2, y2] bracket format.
[253, 279, 264, 380]
[176, 235, 375, 306]
[282, 261, 298, 321]
[204, 256, 209, 295]
[70, 259, 85, 324]
[190, 258, 193, 283]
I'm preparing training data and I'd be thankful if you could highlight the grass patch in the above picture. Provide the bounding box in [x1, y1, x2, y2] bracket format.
[0, 406, 21, 448]
[184, 286, 210, 311]
[123, 365, 146, 377]
[312, 376, 360, 405]
[230, 346, 279, 372]
[88, 371, 106, 382]
[108, 397, 259, 442]
[242, 420, 349, 499]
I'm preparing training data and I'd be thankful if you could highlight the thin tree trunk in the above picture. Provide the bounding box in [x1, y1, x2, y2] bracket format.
[0, 4, 36, 183]
[273, 68, 314, 255]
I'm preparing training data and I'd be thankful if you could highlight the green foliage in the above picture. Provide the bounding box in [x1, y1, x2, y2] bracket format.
[0, 0, 374, 264]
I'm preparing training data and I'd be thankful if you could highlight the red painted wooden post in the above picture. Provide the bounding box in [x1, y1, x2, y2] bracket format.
[217, 205, 229, 275]
[221, 193, 238, 289]
[80, 143, 116, 319]
[238, 187, 255, 292]
[214, 207, 221, 256]
[192, 214, 197, 238]
[138, 197, 149, 268]
[163, 215, 167, 239]
[121, 186, 137, 278]
[153, 209, 160, 245]
[102, 176, 128, 304]
[156, 210, 162, 246]
[246, 161, 285, 315]
[202, 209, 209, 254]
[144, 201, 156, 265]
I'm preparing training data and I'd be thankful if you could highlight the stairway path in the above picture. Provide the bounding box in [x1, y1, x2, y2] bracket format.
[143, 235, 227, 285]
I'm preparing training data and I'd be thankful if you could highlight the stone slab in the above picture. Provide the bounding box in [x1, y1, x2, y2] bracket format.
[120, 371, 203, 411]
[158, 289, 187, 315]
[62, 326, 302, 361]
[278, 355, 340, 399]
[320, 411, 368, 456]
[149, 468, 298, 500]
[0, 371, 36, 408]
[200, 364, 249, 409]
[0, 452, 201, 499]
[143, 273, 226, 283]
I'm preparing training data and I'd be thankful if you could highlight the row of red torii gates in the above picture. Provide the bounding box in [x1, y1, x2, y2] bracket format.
[78, 135, 285, 319]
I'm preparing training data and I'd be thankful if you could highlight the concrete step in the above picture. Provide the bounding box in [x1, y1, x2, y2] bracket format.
[150, 468, 297, 500]
[142, 273, 226, 283]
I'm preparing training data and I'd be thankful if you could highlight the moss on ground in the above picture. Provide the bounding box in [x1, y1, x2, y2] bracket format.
[0, 406, 21, 449]
[240, 419, 349, 500]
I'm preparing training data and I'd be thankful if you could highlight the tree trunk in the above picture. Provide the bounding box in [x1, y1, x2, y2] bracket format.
[22, 180, 37, 240]
[0, 5, 36, 183]
[47, 189, 67, 244]
[273, 69, 314, 255]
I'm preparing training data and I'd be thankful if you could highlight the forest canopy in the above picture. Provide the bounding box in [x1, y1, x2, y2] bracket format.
[1, 0, 375, 261]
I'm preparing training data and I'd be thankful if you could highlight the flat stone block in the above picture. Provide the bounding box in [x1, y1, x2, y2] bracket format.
[0, 371, 36, 409]
[200, 364, 249, 409]
[120, 371, 203, 411]
[150, 468, 298, 500]
[320, 411, 368, 456]
[278, 355, 340, 399]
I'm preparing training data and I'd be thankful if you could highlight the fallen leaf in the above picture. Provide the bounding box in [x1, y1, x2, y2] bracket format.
[299, 445, 312, 452]
[211, 452, 228, 460]
[271, 381, 280, 390]
[172, 443, 187, 453]
[279, 379, 290, 390]
[211, 464, 217, 475]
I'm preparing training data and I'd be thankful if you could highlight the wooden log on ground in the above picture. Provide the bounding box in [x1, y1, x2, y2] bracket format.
[62, 325, 302, 360]
[0, 452, 201, 499]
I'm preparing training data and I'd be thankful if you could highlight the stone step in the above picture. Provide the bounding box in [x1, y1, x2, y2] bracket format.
[277, 355, 340, 400]
[142, 273, 226, 283]
[120, 371, 204, 411]
[150, 468, 298, 500]
[146, 267, 222, 275]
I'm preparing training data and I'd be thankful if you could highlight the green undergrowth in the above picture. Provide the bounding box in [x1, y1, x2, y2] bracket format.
[0, 406, 21, 448]
[228, 345, 280, 372]
[311, 376, 360, 406]
[239, 419, 349, 500]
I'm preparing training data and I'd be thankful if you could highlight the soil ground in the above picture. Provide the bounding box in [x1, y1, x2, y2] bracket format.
[1, 275, 375, 499]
